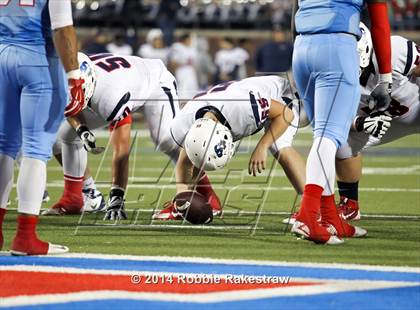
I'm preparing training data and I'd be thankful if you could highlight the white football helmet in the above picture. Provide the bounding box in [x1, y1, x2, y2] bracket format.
[184, 118, 235, 171]
[358, 22, 373, 70]
[77, 52, 97, 109]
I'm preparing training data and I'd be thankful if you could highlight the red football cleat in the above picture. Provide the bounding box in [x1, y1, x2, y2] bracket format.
[152, 201, 183, 221]
[321, 196, 366, 238]
[10, 215, 68, 255]
[337, 196, 361, 221]
[42, 193, 83, 216]
[207, 191, 223, 217]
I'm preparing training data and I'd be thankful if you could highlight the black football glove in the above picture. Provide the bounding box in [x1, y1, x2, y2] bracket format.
[76, 125, 104, 154]
[104, 188, 127, 221]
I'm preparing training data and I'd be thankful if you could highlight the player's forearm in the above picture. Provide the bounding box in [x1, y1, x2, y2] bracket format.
[175, 149, 194, 193]
[111, 125, 131, 189]
[367, 1, 392, 79]
[261, 105, 294, 149]
[53, 26, 79, 72]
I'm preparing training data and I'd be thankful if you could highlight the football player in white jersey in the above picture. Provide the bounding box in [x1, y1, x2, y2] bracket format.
[152, 75, 309, 220]
[44, 52, 181, 220]
[335, 25, 420, 220]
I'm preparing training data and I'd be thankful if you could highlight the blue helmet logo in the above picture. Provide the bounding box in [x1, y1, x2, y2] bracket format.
[214, 140, 226, 158]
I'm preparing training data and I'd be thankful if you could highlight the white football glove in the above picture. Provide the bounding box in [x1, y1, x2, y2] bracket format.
[354, 114, 392, 139]
[76, 125, 104, 154]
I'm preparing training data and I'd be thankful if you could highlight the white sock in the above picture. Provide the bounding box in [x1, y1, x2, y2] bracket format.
[62, 142, 87, 179]
[17, 158, 46, 215]
[0, 154, 14, 209]
[306, 137, 337, 196]
[83, 176, 96, 191]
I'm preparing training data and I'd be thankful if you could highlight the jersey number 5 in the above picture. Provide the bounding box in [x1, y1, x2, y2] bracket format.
[0, 0, 35, 6]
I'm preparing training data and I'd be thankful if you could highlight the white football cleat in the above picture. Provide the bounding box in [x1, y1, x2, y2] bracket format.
[82, 188, 106, 213]
[291, 220, 344, 245]
[353, 226, 368, 238]
[11, 243, 69, 256]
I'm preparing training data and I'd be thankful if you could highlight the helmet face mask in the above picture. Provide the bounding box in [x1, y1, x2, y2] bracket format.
[77, 52, 97, 110]
[357, 22, 373, 75]
[184, 118, 235, 171]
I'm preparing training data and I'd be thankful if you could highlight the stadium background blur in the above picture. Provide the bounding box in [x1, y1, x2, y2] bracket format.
[72, 0, 420, 94]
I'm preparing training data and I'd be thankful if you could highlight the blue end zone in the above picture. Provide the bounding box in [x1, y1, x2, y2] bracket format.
[1, 256, 419, 282]
[13, 286, 420, 310]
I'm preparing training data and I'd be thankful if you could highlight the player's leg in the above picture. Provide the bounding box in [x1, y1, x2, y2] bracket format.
[48, 109, 107, 214]
[11, 50, 67, 255]
[309, 34, 365, 240]
[290, 35, 337, 243]
[0, 45, 22, 250]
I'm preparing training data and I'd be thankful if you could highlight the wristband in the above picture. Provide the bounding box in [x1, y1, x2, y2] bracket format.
[378, 73, 392, 84]
[67, 69, 81, 80]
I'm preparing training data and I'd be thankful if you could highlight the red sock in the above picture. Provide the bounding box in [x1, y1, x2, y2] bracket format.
[297, 184, 323, 222]
[0, 208, 6, 250]
[52, 177, 84, 213]
[196, 174, 222, 211]
[321, 195, 355, 238]
[196, 174, 213, 199]
[11, 215, 48, 255]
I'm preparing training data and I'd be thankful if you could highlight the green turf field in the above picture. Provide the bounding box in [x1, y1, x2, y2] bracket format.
[2, 127, 420, 267]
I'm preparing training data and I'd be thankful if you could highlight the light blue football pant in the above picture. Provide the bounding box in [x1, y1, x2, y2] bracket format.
[292, 33, 360, 147]
[0, 44, 67, 162]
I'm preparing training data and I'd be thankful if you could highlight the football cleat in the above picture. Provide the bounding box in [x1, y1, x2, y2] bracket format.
[208, 192, 223, 217]
[291, 220, 344, 245]
[82, 188, 106, 213]
[42, 194, 83, 216]
[42, 190, 50, 203]
[11, 241, 69, 256]
[152, 201, 183, 220]
[337, 196, 361, 221]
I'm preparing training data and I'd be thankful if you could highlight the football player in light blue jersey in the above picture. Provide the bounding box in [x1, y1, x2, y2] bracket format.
[290, 0, 392, 244]
[0, 0, 85, 255]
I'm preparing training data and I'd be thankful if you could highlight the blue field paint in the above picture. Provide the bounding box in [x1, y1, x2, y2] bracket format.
[1, 256, 419, 283]
[11, 286, 420, 310]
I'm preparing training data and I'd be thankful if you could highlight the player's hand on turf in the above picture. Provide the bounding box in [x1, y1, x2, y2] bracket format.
[369, 74, 392, 111]
[104, 188, 127, 221]
[354, 114, 392, 139]
[65, 70, 86, 117]
[76, 125, 97, 152]
[248, 145, 268, 176]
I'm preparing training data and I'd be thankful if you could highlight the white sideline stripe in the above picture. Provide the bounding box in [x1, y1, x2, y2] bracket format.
[14, 253, 420, 274]
[77, 224, 258, 230]
[38, 183, 420, 193]
[0, 282, 418, 307]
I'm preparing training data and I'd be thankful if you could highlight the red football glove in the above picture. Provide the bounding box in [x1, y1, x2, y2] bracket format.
[64, 70, 86, 118]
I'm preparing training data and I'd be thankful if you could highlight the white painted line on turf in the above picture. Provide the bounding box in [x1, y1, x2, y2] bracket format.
[32, 253, 420, 274]
[39, 183, 420, 193]
[0, 281, 418, 307]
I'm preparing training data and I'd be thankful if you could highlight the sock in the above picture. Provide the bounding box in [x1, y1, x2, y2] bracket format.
[320, 195, 355, 238]
[83, 176, 97, 191]
[196, 174, 213, 199]
[298, 184, 323, 220]
[0, 208, 6, 250]
[196, 174, 222, 211]
[12, 215, 48, 255]
[337, 181, 359, 201]
[306, 137, 337, 196]
[17, 158, 46, 215]
[0, 154, 14, 209]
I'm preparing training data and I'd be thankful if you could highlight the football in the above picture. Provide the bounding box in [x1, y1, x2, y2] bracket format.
[173, 191, 213, 224]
